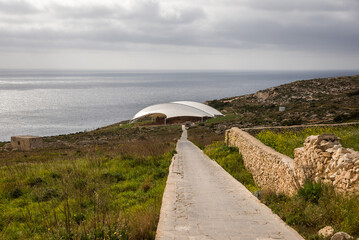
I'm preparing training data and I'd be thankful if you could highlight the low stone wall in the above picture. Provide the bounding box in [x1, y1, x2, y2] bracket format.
[226, 127, 359, 195]
[226, 127, 299, 195]
[242, 122, 359, 136]
[294, 134, 359, 194]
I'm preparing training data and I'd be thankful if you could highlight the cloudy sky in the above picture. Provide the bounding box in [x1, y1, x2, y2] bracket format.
[0, 0, 358, 70]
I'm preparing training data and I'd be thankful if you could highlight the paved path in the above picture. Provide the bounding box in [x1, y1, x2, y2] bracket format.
[156, 126, 304, 240]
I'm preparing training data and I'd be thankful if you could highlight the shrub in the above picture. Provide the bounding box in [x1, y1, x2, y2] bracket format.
[28, 177, 44, 187]
[10, 188, 23, 199]
[298, 181, 322, 204]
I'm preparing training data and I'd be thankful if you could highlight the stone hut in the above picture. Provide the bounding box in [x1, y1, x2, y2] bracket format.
[11, 135, 43, 151]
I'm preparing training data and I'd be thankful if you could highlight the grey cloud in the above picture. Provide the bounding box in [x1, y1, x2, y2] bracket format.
[163, 7, 205, 24]
[51, 4, 119, 19]
[204, 1, 359, 52]
[246, 0, 359, 12]
[49, 1, 204, 25]
[0, 0, 39, 15]
[0, 0, 358, 56]
[0, 20, 195, 51]
[212, 18, 359, 52]
[0, 0, 207, 51]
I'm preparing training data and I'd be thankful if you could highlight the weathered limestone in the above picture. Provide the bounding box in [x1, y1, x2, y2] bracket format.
[11, 135, 43, 151]
[295, 134, 359, 194]
[226, 127, 299, 195]
[226, 127, 359, 195]
[318, 226, 335, 238]
[331, 232, 354, 240]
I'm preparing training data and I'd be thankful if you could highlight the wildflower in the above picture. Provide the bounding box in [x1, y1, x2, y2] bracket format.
[114, 231, 117, 235]
[48, 228, 50, 231]
[74, 214, 76, 216]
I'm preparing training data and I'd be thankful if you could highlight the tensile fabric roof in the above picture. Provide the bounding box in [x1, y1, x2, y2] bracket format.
[132, 101, 223, 120]
[172, 101, 223, 116]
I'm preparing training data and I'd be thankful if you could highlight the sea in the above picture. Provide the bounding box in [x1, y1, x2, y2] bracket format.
[1, 69, 359, 141]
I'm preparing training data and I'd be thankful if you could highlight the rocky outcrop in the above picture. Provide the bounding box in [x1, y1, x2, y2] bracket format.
[226, 127, 359, 195]
[331, 232, 354, 240]
[207, 75, 359, 128]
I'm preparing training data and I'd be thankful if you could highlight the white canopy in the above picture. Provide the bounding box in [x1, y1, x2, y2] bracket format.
[172, 101, 223, 116]
[132, 102, 222, 120]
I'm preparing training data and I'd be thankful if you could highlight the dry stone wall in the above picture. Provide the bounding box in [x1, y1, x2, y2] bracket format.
[294, 134, 359, 194]
[226, 127, 359, 195]
[226, 127, 299, 195]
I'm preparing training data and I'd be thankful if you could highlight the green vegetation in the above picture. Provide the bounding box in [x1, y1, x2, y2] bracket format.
[187, 125, 224, 149]
[0, 125, 181, 240]
[206, 75, 359, 130]
[205, 115, 240, 124]
[1, 74, 359, 239]
[262, 181, 359, 239]
[202, 141, 359, 240]
[203, 142, 259, 192]
[256, 125, 359, 158]
[254, 125, 359, 238]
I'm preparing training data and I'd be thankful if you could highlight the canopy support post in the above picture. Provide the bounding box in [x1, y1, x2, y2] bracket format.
[201, 116, 203, 122]
[164, 118, 167, 125]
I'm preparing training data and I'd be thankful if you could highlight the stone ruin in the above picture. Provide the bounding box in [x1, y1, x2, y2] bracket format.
[294, 134, 359, 194]
[10, 135, 43, 151]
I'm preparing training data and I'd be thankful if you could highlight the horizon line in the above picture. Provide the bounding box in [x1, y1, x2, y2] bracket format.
[1, 68, 359, 72]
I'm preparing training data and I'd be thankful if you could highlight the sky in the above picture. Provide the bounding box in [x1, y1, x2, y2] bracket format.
[0, 0, 358, 70]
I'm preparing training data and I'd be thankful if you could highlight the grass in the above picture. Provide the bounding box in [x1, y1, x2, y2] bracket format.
[203, 141, 260, 193]
[254, 125, 359, 238]
[187, 125, 224, 149]
[262, 181, 359, 239]
[0, 124, 182, 240]
[256, 125, 359, 158]
[202, 141, 359, 240]
[205, 115, 240, 124]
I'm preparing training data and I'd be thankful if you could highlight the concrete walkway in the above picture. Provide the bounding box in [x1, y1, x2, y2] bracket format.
[156, 126, 304, 240]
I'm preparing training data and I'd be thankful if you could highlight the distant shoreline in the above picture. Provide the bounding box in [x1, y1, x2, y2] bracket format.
[1, 71, 359, 141]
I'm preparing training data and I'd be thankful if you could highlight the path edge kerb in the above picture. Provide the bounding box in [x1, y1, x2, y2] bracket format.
[155, 153, 177, 239]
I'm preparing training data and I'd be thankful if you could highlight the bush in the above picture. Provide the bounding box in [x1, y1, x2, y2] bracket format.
[10, 188, 23, 199]
[298, 181, 322, 204]
[28, 177, 44, 187]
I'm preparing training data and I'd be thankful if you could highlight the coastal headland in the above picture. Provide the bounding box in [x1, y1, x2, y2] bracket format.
[0, 75, 358, 239]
